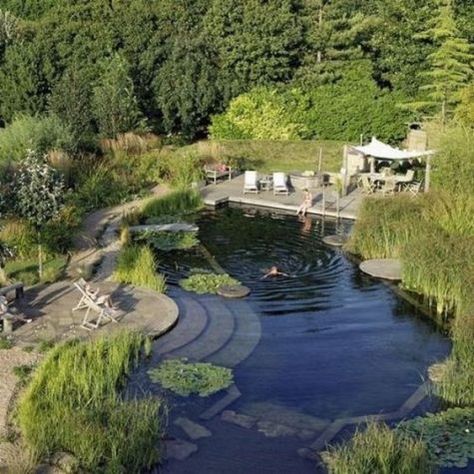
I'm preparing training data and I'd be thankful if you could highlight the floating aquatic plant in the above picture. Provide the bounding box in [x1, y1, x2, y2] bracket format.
[179, 273, 240, 294]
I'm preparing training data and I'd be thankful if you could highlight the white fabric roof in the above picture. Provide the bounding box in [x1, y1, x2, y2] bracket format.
[352, 137, 435, 161]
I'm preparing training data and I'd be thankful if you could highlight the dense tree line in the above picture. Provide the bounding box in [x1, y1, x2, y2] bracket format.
[0, 0, 472, 143]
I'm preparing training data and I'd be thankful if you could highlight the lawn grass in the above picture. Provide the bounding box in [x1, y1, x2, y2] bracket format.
[114, 244, 166, 293]
[180, 139, 346, 173]
[16, 332, 163, 473]
[4, 255, 68, 286]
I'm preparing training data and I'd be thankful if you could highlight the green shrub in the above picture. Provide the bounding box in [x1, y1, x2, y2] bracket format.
[155, 151, 205, 188]
[17, 332, 163, 473]
[148, 358, 233, 397]
[0, 337, 14, 349]
[114, 244, 166, 293]
[137, 231, 199, 251]
[398, 408, 474, 468]
[0, 219, 37, 259]
[180, 273, 240, 294]
[321, 422, 433, 474]
[0, 115, 74, 165]
[5, 256, 68, 286]
[142, 189, 202, 219]
[13, 364, 35, 386]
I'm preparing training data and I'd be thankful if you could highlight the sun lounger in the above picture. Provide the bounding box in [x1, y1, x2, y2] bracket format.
[273, 172, 289, 196]
[243, 171, 259, 194]
[73, 281, 119, 330]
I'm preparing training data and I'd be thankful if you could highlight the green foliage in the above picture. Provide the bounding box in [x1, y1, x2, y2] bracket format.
[17, 332, 163, 473]
[321, 422, 433, 474]
[137, 231, 199, 252]
[12, 364, 35, 386]
[398, 408, 474, 468]
[142, 190, 203, 220]
[211, 64, 413, 142]
[148, 358, 233, 397]
[455, 84, 474, 127]
[114, 244, 166, 293]
[0, 336, 13, 350]
[92, 54, 147, 138]
[155, 151, 205, 188]
[0, 115, 74, 165]
[36, 339, 56, 354]
[180, 273, 240, 295]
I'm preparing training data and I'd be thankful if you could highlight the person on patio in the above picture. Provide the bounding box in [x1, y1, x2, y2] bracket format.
[261, 266, 289, 279]
[296, 189, 313, 216]
[0, 295, 32, 324]
[84, 282, 118, 311]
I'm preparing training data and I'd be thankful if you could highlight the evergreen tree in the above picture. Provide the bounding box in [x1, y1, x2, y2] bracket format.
[416, 0, 473, 122]
[92, 54, 147, 138]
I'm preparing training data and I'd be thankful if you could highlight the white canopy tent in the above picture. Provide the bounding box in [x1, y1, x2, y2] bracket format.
[350, 137, 435, 191]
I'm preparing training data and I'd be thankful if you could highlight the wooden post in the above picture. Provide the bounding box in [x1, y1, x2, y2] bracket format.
[318, 147, 322, 173]
[425, 155, 431, 192]
[370, 156, 375, 174]
[322, 185, 326, 217]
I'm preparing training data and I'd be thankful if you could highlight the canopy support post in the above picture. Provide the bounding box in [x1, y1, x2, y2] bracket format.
[425, 156, 431, 192]
[370, 157, 375, 174]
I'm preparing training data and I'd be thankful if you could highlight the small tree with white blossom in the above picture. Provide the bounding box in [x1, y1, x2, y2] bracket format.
[14, 150, 65, 277]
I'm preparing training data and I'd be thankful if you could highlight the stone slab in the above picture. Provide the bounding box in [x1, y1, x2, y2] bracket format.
[322, 235, 348, 247]
[221, 410, 256, 429]
[165, 439, 198, 461]
[217, 285, 251, 299]
[359, 258, 402, 281]
[200, 384, 242, 420]
[174, 417, 211, 440]
[129, 223, 198, 233]
[257, 421, 297, 438]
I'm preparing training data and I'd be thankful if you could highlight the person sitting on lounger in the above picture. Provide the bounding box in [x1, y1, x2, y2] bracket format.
[297, 189, 313, 217]
[261, 266, 289, 279]
[84, 282, 118, 310]
[0, 295, 32, 323]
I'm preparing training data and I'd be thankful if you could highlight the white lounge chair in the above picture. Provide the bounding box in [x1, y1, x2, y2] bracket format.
[73, 282, 119, 330]
[273, 172, 289, 195]
[243, 171, 259, 194]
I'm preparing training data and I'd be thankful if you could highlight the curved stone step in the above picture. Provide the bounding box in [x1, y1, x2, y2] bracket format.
[170, 297, 235, 362]
[155, 294, 209, 355]
[206, 299, 262, 368]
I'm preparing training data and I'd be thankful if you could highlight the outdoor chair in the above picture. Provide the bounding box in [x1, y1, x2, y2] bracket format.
[406, 180, 423, 197]
[380, 178, 396, 196]
[360, 175, 376, 195]
[396, 169, 415, 190]
[243, 171, 259, 194]
[0, 295, 31, 334]
[73, 281, 119, 330]
[273, 172, 289, 196]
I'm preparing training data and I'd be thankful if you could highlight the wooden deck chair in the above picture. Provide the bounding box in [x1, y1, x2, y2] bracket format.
[273, 172, 289, 195]
[72, 278, 88, 312]
[243, 171, 259, 194]
[73, 282, 119, 330]
[406, 180, 423, 197]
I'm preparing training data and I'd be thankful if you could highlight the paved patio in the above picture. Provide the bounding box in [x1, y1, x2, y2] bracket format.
[11, 280, 178, 346]
[201, 174, 363, 220]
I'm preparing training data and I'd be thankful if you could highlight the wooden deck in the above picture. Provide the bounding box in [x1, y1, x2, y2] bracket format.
[201, 174, 363, 220]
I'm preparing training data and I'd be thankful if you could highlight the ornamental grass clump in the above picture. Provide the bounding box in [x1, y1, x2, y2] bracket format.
[148, 358, 233, 397]
[345, 195, 423, 259]
[321, 422, 433, 474]
[137, 230, 199, 251]
[142, 189, 202, 219]
[17, 332, 163, 473]
[180, 273, 240, 294]
[114, 244, 166, 293]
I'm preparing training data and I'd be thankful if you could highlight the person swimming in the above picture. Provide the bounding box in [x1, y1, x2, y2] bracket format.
[261, 266, 289, 279]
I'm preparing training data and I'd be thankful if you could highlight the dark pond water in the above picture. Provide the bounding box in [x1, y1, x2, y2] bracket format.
[139, 206, 451, 473]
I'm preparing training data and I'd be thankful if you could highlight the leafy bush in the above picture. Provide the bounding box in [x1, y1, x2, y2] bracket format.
[114, 244, 166, 293]
[137, 231, 199, 251]
[148, 358, 233, 397]
[321, 422, 433, 474]
[0, 219, 37, 259]
[142, 189, 202, 219]
[155, 150, 205, 188]
[398, 408, 474, 468]
[17, 332, 163, 473]
[0, 115, 73, 165]
[180, 273, 240, 294]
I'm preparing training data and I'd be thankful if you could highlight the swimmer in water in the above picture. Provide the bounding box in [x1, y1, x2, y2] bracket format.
[261, 266, 289, 279]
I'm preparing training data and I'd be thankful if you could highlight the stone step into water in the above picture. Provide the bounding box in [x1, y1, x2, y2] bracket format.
[206, 299, 261, 368]
[155, 295, 208, 355]
[171, 297, 235, 362]
[173, 417, 212, 440]
[200, 384, 242, 421]
[165, 439, 198, 461]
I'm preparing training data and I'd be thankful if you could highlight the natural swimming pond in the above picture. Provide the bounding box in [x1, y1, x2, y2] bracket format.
[133, 206, 450, 473]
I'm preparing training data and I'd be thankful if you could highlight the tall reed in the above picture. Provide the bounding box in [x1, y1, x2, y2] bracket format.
[142, 189, 202, 219]
[17, 332, 163, 473]
[321, 422, 433, 474]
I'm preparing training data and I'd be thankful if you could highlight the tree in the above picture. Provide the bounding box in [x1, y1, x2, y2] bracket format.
[49, 66, 95, 149]
[416, 0, 473, 123]
[14, 151, 64, 277]
[92, 54, 147, 137]
[455, 84, 474, 127]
